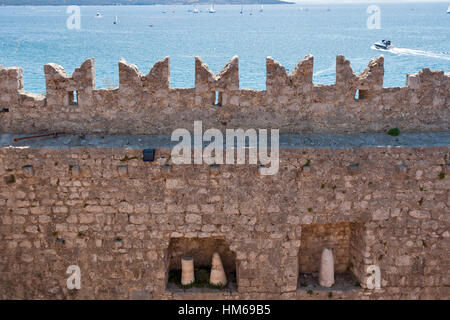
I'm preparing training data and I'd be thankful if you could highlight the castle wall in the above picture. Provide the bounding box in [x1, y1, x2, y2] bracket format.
[0, 55, 448, 299]
[0, 140, 448, 299]
[0, 55, 449, 135]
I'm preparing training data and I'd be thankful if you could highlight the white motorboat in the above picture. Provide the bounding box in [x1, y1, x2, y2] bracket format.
[374, 40, 393, 50]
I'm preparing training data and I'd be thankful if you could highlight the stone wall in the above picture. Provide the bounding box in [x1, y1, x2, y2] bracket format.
[298, 222, 358, 273]
[0, 55, 448, 299]
[0, 55, 449, 135]
[0, 141, 448, 299]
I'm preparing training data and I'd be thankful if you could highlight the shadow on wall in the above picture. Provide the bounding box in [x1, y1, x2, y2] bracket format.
[166, 237, 237, 290]
[298, 222, 365, 290]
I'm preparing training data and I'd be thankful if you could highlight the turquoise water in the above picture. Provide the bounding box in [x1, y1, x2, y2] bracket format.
[0, 3, 449, 93]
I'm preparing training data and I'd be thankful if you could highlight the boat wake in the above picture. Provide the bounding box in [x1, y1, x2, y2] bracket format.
[313, 66, 334, 76]
[371, 45, 450, 61]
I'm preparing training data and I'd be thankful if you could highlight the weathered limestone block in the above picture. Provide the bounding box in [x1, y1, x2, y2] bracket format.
[406, 68, 447, 91]
[266, 55, 314, 96]
[210, 252, 227, 286]
[194, 56, 239, 106]
[72, 58, 96, 90]
[142, 56, 170, 90]
[181, 256, 195, 285]
[119, 59, 143, 92]
[319, 247, 335, 287]
[357, 55, 384, 91]
[119, 57, 170, 96]
[0, 66, 24, 104]
[336, 55, 384, 100]
[290, 54, 314, 88]
[19, 92, 46, 108]
[44, 58, 95, 107]
[336, 55, 356, 88]
[406, 73, 421, 89]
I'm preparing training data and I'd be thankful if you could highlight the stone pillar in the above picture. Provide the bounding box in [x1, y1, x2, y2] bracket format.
[181, 256, 195, 285]
[319, 247, 335, 287]
[210, 252, 227, 286]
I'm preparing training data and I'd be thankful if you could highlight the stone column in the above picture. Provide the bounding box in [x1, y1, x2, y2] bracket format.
[181, 256, 195, 285]
[319, 247, 335, 287]
[210, 252, 227, 286]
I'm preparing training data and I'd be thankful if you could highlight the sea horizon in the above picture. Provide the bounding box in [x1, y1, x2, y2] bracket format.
[1, 2, 449, 93]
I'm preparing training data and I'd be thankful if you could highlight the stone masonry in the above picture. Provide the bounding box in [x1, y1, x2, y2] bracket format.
[0, 55, 449, 299]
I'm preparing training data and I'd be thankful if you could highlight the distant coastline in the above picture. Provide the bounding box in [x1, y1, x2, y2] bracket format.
[0, 0, 294, 5]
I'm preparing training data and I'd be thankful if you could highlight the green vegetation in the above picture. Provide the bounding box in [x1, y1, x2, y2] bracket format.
[387, 128, 400, 136]
[120, 155, 138, 162]
[168, 268, 227, 290]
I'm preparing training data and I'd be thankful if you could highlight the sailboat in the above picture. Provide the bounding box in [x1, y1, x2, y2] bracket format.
[193, 5, 199, 14]
[240, 4, 243, 14]
[447, 6, 450, 14]
[95, 11, 103, 18]
[259, 4, 263, 12]
[209, 3, 216, 13]
[113, 14, 118, 24]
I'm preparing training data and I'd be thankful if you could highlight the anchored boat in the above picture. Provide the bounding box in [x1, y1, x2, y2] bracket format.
[209, 3, 216, 13]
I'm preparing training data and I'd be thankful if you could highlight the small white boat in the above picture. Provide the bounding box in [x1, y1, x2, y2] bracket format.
[259, 5, 263, 12]
[95, 11, 103, 18]
[374, 39, 393, 50]
[447, 6, 450, 14]
[209, 3, 216, 13]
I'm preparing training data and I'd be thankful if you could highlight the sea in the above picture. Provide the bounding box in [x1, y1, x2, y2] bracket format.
[0, 2, 449, 93]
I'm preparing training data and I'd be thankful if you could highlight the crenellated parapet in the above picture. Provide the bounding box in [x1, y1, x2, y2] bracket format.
[195, 56, 239, 106]
[119, 57, 170, 94]
[336, 55, 384, 100]
[0, 66, 45, 115]
[406, 67, 447, 90]
[266, 55, 314, 97]
[0, 55, 448, 134]
[0, 67, 23, 105]
[44, 58, 95, 107]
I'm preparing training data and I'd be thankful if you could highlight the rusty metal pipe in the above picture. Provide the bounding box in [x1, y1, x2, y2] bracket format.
[13, 132, 65, 142]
